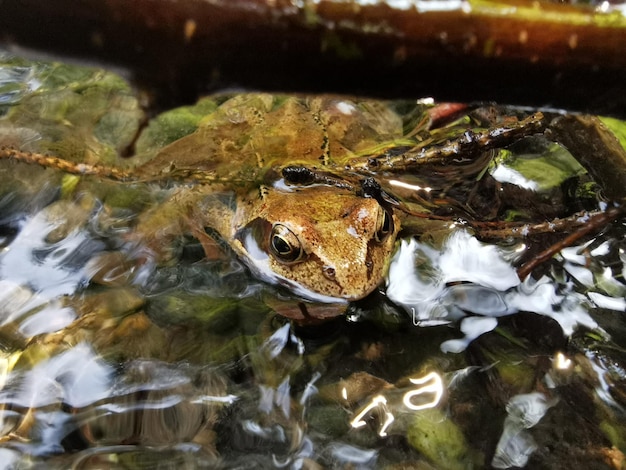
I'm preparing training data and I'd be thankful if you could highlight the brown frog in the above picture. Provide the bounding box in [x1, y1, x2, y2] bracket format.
[0, 94, 409, 320]
[2, 93, 623, 321]
[126, 94, 406, 317]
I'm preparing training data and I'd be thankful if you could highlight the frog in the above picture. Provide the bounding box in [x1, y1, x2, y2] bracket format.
[115, 94, 407, 318]
[1, 93, 625, 321]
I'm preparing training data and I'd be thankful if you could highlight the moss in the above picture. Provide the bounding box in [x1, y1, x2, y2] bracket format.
[600, 116, 626, 152]
[135, 97, 219, 154]
[308, 404, 352, 437]
[600, 420, 626, 452]
[1, 55, 143, 167]
[469, 0, 626, 28]
[146, 291, 270, 336]
[406, 408, 478, 470]
[505, 143, 585, 191]
[97, 184, 153, 212]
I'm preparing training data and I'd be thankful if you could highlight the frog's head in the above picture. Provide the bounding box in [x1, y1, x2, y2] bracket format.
[232, 185, 400, 312]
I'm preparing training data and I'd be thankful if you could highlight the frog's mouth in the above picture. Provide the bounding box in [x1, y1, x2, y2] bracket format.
[238, 231, 350, 305]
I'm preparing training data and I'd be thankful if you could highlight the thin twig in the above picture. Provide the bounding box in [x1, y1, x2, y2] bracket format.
[0, 147, 133, 181]
[468, 210, 612, 238]
[516, 204, 625, 281]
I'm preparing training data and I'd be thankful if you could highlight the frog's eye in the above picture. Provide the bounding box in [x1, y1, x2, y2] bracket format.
[375, 207, 394, 242]
[270, 224, 304, 263]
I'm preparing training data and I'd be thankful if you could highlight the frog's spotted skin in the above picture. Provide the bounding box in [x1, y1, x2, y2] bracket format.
[230, 185, 399, 304]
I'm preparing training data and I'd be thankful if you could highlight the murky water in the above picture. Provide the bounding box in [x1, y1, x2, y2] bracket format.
[1, 53, 626, 469]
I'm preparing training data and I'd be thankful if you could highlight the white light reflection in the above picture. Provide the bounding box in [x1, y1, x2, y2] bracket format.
[440, 316, 498, 353]
[0, 343, 113, 409]
[492, 392, 557, 468]
[507, 392, 557, 429]
[387, 232, 520, 327]
[597, 0, 626, 14]
[585, 351, 621, 409]
[349, 394, 396, 437]
[309, 0, 466, 11]
[588, 291, 626, 311]
[0, 350, 21, 390]
[387, 232, 598, 335]
[403, 371, 444, 411]
[191, 394, 239, 405]
[258, 377, 291, 418]
[0, 449, 19, 468]
[299, 372, 321, 405]
[262, 323, 290, 359]
[554, 352, 572, 371]
[261, 323, 305, 359]
[350, 395, 387, 428]
[335, 101, 356, 115]
[378, 410, 395, 437]
[350, 371, 444, 437]
[326, 442, 378, 467]
[0, 211, 95, 298]
[491, 164, 539, 191]
[389, 179, 432, 192]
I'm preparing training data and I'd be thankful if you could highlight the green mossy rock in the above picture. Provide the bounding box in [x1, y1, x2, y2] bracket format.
[406, 408, 477, 470]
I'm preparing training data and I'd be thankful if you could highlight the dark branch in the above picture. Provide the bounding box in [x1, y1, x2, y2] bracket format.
[1, 0, 626, 115]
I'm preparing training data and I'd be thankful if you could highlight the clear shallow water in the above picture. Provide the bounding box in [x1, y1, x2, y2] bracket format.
[0, 53, 626, 469]
[0, 210, 624, 469]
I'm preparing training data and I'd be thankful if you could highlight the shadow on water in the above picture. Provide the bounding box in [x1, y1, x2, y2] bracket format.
[0, 52, 625, 469]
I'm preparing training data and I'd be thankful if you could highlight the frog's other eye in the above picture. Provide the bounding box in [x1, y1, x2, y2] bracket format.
[374, 207, 394, 242]
[270, 224, 305, 263]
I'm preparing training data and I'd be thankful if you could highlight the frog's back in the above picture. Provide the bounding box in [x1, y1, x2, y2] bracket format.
[134, 93, 405, 184]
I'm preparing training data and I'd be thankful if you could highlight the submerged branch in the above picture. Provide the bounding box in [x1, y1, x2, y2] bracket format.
[0, 147, 133, 181]
[348, 112, 548, 173]
[516, 204, 626, 281]
[547, 114, 626, 202]
[0, 147, 255, 186]
[468, 209, 622, 240]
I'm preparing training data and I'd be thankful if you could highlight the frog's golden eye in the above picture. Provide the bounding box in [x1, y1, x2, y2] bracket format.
[270, 224, 304, 263]
[375, 207, 394, 242]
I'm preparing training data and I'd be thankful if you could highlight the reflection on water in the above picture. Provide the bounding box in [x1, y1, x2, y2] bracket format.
[491, 392, 559, 468]
[1, 200, 623, 467]
[0, 205, 101, 343]
[388, 230, 600, 343]
[0, 171, 624, 470]
[1, 55, 626, 469]
[0, 342, 230, 463]
[0, 198, 623, 468]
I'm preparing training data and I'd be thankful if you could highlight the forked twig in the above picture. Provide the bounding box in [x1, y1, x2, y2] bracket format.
[516, 204, 626, 281]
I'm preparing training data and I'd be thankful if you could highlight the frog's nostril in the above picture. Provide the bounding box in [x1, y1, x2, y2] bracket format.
[323, 265, 336, 280]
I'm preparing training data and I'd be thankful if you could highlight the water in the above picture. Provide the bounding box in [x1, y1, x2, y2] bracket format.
[0, 54, 625, 469]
